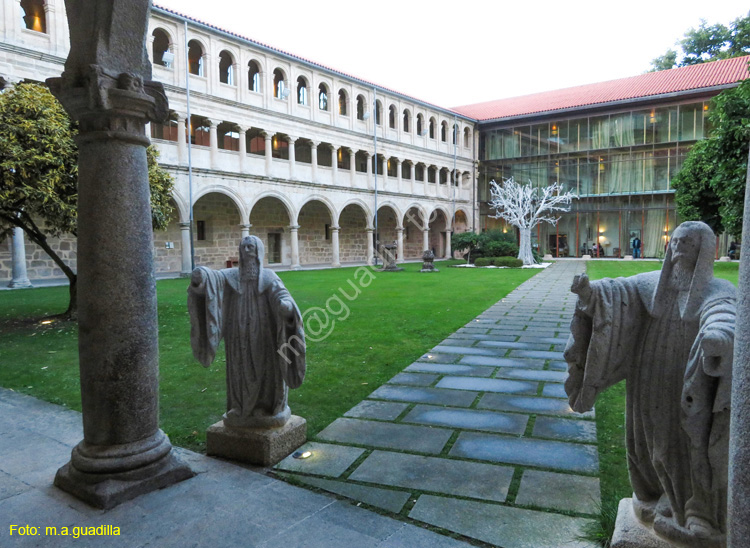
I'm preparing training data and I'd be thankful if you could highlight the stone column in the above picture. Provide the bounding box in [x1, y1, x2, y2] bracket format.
[349, 149, 356, 187]
[208, 119, 218, 169]
[176, 114, 187, 165]
[239, 223, 251, 239]
[8, 227, 32, 288]
[264, 132, 273, 176]
[331, 226, 341, 267]
[423, 227, 430, 252]
[445, 229, 452, 259]
[237, 126, 247, 174]
[366, 152, 372, 191]
[330, 145, 337, 185]
[396, 158, 402, 193]
[179, 222, 192, 276]
[729, 149, 750, 547]
[287, 135, 297, 181]
[46, 0, 192, 510]
[310, 140, 319, 183]
[396, 227, 404, 264]
[366, 228, 374, 266]
[290, 225, 301, 270]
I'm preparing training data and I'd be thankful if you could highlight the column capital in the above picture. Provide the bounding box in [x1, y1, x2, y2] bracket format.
[236, 124, 248, 133]
[239, 223, 252, 229]
[264, 131, 272, 140]
[206, 118, 217, 128]
[396, 227, 404, 233]
[309, 140, 321, 148]
[179, 221, 191, 229]
[289, 224, 300, 231]
[286, 135, 298, 143]
[330, 226, 340, 231]
[366, 227, 374, 233]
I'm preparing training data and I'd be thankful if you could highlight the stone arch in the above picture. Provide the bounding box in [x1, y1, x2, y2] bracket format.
[249, 196, 293, 266]
[428, 209, 449, 258]
[338, 203, 369, 264]
[247, 59, 263, 92]
[336, 198, 373, 227]
[193, 186, 248, 223]
[218, 49, 236, 86]
[376, 204, 399, 258]
[429, 205, 451, 229]
[192, 190, 246, 269]
[249, 191, 296, 225]
[170, 189, 190, 223]
[452, 208, 470, 234]
[298, 199, 334, 265]
[403, 205, 427, 259]
[151, 27, 173, 67]
[272, 67, 288, 99]
[187, 38, 207, 76]
[297, 194, 337, 225]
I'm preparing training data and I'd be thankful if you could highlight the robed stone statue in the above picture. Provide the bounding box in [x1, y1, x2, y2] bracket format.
[188, 236, 306, 429]
[564, 221, 735, 547]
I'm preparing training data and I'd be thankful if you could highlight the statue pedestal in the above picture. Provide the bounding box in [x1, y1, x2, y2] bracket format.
[612, 498, 672, 548]
[206, 416, 307, 466]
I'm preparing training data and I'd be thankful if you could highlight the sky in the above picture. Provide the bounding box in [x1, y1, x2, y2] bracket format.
[154, 0, 749, 110]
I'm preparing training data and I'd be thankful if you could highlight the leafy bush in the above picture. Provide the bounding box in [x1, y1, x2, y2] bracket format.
[494, 256, 523, 268]
[474, 257, 492, 267]
[472, 229, 519, 260]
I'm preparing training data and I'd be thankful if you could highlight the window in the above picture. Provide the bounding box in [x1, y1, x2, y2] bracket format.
[389, 105, 396, 129]
[464, 128, 471, 148]
[272, 134, 289, 159]
[273, 69, 286, 99]
[355, 151, 368, 173]
[403, 110, 410, 133]
[452, 124, 458, 145]
[441, 121, 447, 142]
[151, 113, 178, 141]
[248, 61, 261, 92]
[20, 0, 45, 33]
[338, 89, 348, 116]
[217, 122, 239, 151]
[295, 140, 312, 164]
[429, 117, 436, 139]
[317, 143, 332, 167]
[415, 163, 425, 181]
[325, 224, 331, 240]
[356, 95, 366, 120]
[416, 114, 424, 136]
[428, 166, 436, 183]
[219, 51, 234, 85]
[189, 115, 210, 146]
[297, 77, 308, 105]
[247, 128, 265, 155]
[375, 100, 382, 125]
[318, 84, 329, 111]
[337, 147, 350, 169]
[402, 161, 412, 179]
[196, 220, 206, 241]
[387, 158, 398, 177]
[187, 40, 204, 76]
[152, 29, 171, 67]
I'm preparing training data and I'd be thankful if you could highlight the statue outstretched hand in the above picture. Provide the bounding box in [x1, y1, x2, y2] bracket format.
[571, 273, 592, 306]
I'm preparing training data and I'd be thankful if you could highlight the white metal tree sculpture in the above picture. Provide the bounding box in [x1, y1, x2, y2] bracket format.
[488, 177, 577, 265]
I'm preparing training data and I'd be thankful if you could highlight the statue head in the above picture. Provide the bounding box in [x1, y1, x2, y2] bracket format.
[654, 221, 716, 319]
[239, 236, 265, 282]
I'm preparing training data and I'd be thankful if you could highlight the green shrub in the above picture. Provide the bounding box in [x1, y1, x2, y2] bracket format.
[494, 256, 523, 268]
[474, 257, 492, 267]
[472, 229, 519, 260]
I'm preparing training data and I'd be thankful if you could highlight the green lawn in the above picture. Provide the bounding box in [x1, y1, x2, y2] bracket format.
[0, 260, 538, 452]
[583, 259, 739, 545]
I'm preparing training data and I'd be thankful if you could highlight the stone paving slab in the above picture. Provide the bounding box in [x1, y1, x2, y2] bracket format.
[460, 355, 546, 369]
[418, 352, 460, 363]
[452, 333, 519, 342]
[403, 404, 528, 435]
[431, 345, 499, 356]
[516, 469, 601, 515]
[275, 441, 366, 477]
[436, 376, 538, 395]
[318, 418, 453, 454]
[477, 394, 594, 418]
[368, 385, 478, 407]
[438, 338, 479, 347]
[533, 415, 598, 443]
[409, 495, 597, 548]
[476, 340, 551, 351]
[509, 349, 567, 360]
[495, 368, 568, 383]
[387, 372, 439, 387]
[349, 451, 514, 502]
[541, 382, 568, 398]
[344, 400, 410, 421]
[280, 473, 412, 514]
[549, 360, 569, 371]
[404, 362, 495, 377]
[518, 336, 570, 344]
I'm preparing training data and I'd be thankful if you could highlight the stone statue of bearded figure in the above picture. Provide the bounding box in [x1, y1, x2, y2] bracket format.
[564, 221, 736, 547]
[188, 236, 306, 429]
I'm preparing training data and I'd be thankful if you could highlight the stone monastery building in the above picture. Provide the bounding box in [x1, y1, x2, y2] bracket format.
[1, 0, 749, 283]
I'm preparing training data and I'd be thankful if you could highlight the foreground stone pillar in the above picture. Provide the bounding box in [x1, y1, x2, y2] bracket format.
[445, 229, 452, 259]
[290, 225, 301, 270]
[47, 0, 192, 509]
[179, 222, 192, 276]
[330, 226, 341, 267]
[729, 148, 750, 547]
[423, 227, 430, 253]
[264, 132, 273, 175]
[8, 227, 32, 288]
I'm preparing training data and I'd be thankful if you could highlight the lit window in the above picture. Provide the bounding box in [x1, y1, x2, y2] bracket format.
[219, 51, 234, 85]
[429, 118, 435, 139]
[248, 61, 261, 92]
[20, 0, 46, 33]
[403, 110, 410, 133]
[338, 89, 347, 116]
[152, 29, 172, 68]
[356, 95, 365, 120]
[297, 77, 308, 105]
[389, 105, 396, 129]
[273, 69, 286, 99]
[318, 84, 328, 111]
[188, 40, 204, 76]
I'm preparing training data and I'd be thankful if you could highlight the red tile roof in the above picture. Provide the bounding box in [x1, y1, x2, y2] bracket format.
[452, 56, 750, 122]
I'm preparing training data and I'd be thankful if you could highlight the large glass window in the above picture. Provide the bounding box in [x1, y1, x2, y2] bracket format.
[21, 0, 46, 33]
[187, 40, 204, 76]
[318, 84, 329, 111]
[248, 61, 261, 92]
[678, 102, 704, 141]
[219, 51, 234, 85]
[297, 77, 308, 105]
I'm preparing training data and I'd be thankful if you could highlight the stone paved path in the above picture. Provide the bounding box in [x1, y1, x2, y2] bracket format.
[277, 260, 599, 548]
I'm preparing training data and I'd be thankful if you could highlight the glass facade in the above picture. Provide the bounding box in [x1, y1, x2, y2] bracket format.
[477, 99, 712, 258]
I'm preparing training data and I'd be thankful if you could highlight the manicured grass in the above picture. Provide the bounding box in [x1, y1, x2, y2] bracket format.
[0, 261, 538, 452]
[583, 259, 739, 546]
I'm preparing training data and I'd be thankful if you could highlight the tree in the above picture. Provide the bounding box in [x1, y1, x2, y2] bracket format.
[451, 231, 479, 263]
[650, 12, 750, 71]
[0, 82, 175, 319]
[488, 177, 576, 265]
[672, 78, 750, 238]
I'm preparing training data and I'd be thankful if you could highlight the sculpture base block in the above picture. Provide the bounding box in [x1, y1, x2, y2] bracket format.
[582, 254, 592, 260]
[612, 498, 673, 548]
[381, 267, 404, 272]
[420, 268, 439, 273]
[206, 415, 307, 466]
[54, 450, 194, 510]
[719, 256, 731, 262]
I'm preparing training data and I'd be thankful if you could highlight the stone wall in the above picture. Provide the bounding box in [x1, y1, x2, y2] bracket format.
[249, 197, 292, 265]
[153, 209, 183, 274]
[298, 201, 332, 265]
[0, 225, 77, 283]
[193, 193, 244, 270]
[403, 209, 424, 259]
[339, 206, 367, 263]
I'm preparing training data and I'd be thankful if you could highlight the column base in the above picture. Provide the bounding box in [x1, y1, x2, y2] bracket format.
[611, 498, 673, 548]
[8, 279, 33, 288]
[206, 415, 307, 466]
[54, 447, 194, 510]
